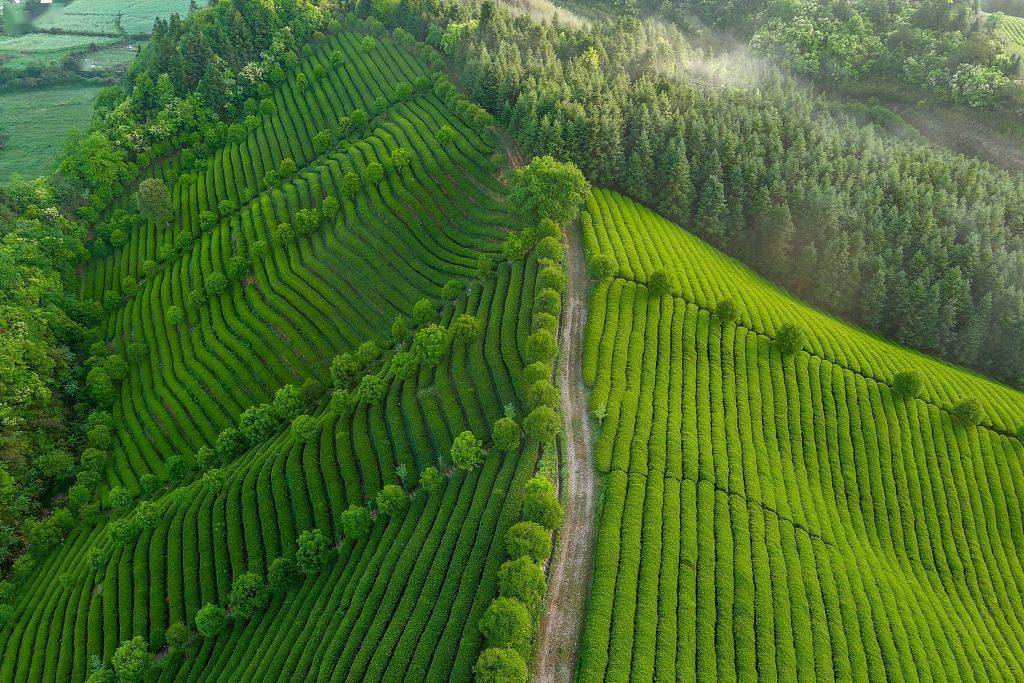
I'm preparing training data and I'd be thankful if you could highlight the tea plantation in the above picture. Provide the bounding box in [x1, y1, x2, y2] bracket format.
[0, 28, 567, 681]
[578, 187, 1024, 679]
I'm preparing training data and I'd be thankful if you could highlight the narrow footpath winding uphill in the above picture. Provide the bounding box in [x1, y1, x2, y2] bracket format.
[533, 220, 598, 681]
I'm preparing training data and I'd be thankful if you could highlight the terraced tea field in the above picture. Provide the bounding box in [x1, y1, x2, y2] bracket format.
[0, 29, 561, 681]
[577, 188, 1024, 679]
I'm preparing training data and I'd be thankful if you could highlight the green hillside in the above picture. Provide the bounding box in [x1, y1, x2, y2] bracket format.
[578, 187, 1024, 679]
[0, 26, 567, 681]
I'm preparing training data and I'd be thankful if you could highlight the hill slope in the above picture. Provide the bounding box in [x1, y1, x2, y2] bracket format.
[577, 188, 1024, 679]
[0, 28, 563, 681]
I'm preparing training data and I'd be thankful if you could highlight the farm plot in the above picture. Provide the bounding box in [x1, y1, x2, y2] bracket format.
[578, 189, 1024, 679]
[0, 84, 101, 179]
[32, 0, 193, 35]
[81, 32, 512, 494]
[0, 29, 556, 678]
[0, 251, 546, 680]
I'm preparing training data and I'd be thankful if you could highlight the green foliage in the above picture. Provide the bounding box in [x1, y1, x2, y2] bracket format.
[509, 156, 590, 225]
[165, 622, 190, 654]
[420, 466, 444, 493]
[525, 329, 557, 364]
[480, 597, 532, 649]
[524, 406, 560, 442]
[474, 647, 528, 683]
[194, 603, 227, 638]
[111, 636, 150, 682]
[492, 417, 521, 452]
[715, 299, 737, 323]
[775, 323, 804, 355]
[952, 398, 983, 426]
[505, 521, 551, 562]
[340, 505, 371, 540]
[521, 476, 563, 530]
[376, 484, 409, 516]
[413, 324, 447, 365]
[498, 556, 547, 612]
[413, 298, 434, 325]
[451, 430, 485, 470]
[228, 572, 268, 620]
[893, 371, 922, 399]
[295, 529, 335, 575]
[268, 556, 302, 593]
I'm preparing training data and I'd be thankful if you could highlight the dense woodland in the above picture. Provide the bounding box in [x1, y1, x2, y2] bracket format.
[369, 0, 1024, 389]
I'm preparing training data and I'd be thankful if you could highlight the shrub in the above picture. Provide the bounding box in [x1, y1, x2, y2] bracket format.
[589, 253, 616, 279]
[295, 529, 334, 574]
[474, 648, 528, 683]
[366, 162, 385, 183]
[521, 476, 563, 529]
[165, 622, 190, 654]
[275, 219, 300, 243]
[268, 556, 302, 593]
[139, 474, 160, 496]
[952, 398, 982, 426]
[108, 486, 132, 513]
[648, 269, 672, 297]
[532, 311, 559, 334]
[525, 329, 557, 364]
[420, 466, 443, 493]
[775, 323, 804, 355]
[892, 371, 922, 399]
[238, 403, 277, 443]
[535, 288, 562, 316]
[716, 299, 737, 323]
[376, 484, 409, 516]
[441, 278, 462, 299]
[228, 572, 268, 620]
[536, 237, 564, 263]
[273, 384, 304, 421]
[498, 556, 547, 612]
[538, 265, 566, 293]
[505, 521, 551, 562]
[357, 375, 387, 404]
[413, 298, 434, 324]
[167, 456, 190, 483]
[493, 417, 521, 452]
[524, 362, 551, 385]
[166, 306, 184, 326]
[451, 430, 485, 470]
[291, 414, 317, 443]
[390, 351, 417, 380]
[413, 324, 447, 366]
[340, 505, 371, 540]
[524, 406, 560, 442]
[509, 156, 590, 225]
[194, 603, 227, 638]
[526, 380, 559, 410]
[480, 597, 532, 648]
[112, 636, 150, 682]
[0, 603, 13, 628]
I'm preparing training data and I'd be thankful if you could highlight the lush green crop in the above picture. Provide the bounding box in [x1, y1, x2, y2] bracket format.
[578, 188, 1024, 679]
[0, 28, 553, 681]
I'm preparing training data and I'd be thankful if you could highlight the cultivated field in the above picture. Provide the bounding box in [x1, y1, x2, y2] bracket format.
[578, 188, 1024, 679]
[32, 0, 192, 35]
[0, 29, 561, 681]
[0, 84, 101, 179]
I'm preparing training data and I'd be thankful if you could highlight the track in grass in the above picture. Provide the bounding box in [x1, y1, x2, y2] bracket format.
[577, 188, 1024, 680]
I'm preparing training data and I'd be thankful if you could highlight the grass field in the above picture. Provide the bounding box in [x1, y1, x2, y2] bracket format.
[577, 188, 1024, 679]
[32, 0, 193, 35]
[0, 84, 100, 180]
[0, 29, 560, 680]
[0, 32, 119, 69]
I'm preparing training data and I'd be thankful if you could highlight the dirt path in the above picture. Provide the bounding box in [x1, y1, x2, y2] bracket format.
[533, 219, 598, 682]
